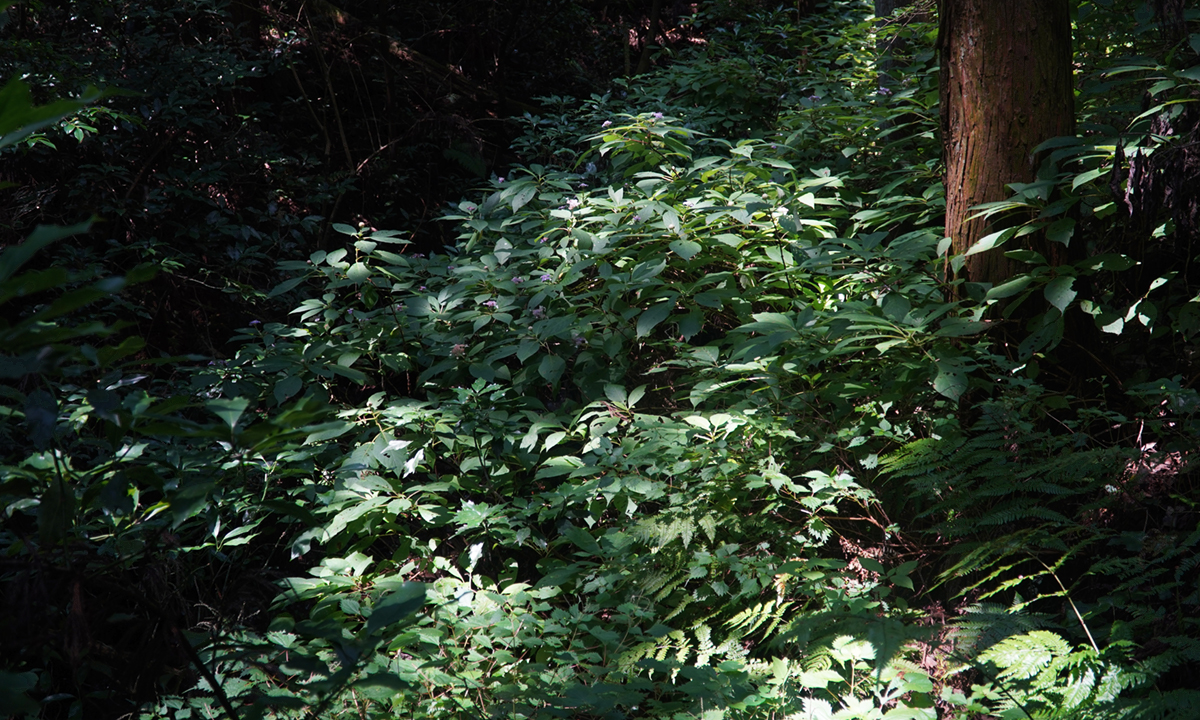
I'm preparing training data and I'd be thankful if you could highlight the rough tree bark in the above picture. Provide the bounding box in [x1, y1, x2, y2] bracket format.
[939, 0, 1075, 287]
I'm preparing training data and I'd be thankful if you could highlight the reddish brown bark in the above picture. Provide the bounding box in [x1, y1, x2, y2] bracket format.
[939, 0, 1075, 287]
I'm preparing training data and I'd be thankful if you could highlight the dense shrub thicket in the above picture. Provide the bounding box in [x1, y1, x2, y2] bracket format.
[3, 1, 1200, 718]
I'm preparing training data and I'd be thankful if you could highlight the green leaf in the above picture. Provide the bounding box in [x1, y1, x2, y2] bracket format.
[1044, 276, 1077, 313]
[0, 220, 92, 283]
[985, 276, 1033, 301]
[562, 525, 603, 556]
[1046, 217, 1075, 246]
[933, 360, 967, 401]
[517, 338, 540, 362]
[964, 227, 1018, 256]
[937, 319, 988, 337]
[637, 299, 675, 338]
[604, 384, 627, 404]
[669, 239, 702, 260]
[170, 481, 216, 529]
[207, 397, 250, 431]
[347, 262, 371, 283]
[511, 185, 536, 212]
[274, 376, 302, 405]
[1083, 253, 1135, 272]
[1177, 65, 1200, 81]
[0, 671, 40, 716]
[24, 389, 58, 450]
[539, 353, 566, 384]
[0, 77, 104, 150]
[365, 583, 426, 635]
[268, 276, 306, 298]
[304, 421, 355, 444]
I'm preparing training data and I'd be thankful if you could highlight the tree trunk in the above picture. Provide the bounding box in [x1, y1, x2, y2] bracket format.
[939, 0, 1075, 287]
[635, 0, 664, 76]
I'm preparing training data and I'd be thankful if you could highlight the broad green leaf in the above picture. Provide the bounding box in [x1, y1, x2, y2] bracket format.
[1044, 276, 1077, 313]
[365, 583, 426, 635]
[669, 238, 702, 260]
[517, 338, 540, 362]
[1177, 65, 1200, 81]
[538, 353, 566, 383]
[1046, 217, 1075, 246]
[346, 262, 371, 283]
[208, 397, 250, 431]
[0, 671, 41, 716]
[604, 384, 627, 404]
[169, 481, 216, 529]
[964, 227, 1017, 256]
[274, 376, 302, 405]
[933, 360, 967, 401]
[637, 299, 675, 338]
[511, 185, 536, 212]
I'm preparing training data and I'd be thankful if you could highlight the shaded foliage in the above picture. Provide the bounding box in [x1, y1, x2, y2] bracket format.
[3, 1, 1200, 719]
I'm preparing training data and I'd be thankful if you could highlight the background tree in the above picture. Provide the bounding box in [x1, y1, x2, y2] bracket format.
[938, 0, 1075, 287]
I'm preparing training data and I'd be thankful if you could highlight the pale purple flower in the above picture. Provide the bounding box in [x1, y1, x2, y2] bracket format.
[484, 300, 498, 309]
[249, 320, 261, 326]
[540, 274, 552, 282]
[451, 344, 468, 358]
[532, 306, 546, 318]
[496, 177, 505, 184]
[573, 335, 586, 347]
[512, 276, 525, 284]
[602, 120, 612, 128]
[876, 87, 893, 96]
[652, 112, 663, 120]
[567, 198, 580, 209]
[418, 285, 426, 291]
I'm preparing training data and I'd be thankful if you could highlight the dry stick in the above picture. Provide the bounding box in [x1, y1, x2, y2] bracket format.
[123, 128, 178, 202]
[305, 16, 354, 170]
[289, 61, 332, 160]
[1034, 556, 1101, 653]
[171, 625, 243, 720]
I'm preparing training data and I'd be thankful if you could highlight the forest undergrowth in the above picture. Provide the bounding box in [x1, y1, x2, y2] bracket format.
[3, 1, 1200, 718]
